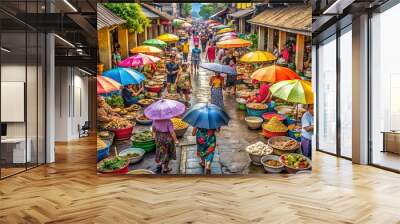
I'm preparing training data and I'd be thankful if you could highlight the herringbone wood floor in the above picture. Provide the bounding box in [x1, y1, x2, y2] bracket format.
[0, 136, 399, 224]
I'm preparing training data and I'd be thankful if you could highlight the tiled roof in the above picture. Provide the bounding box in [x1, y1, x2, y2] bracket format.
[228, 9, 255, 18]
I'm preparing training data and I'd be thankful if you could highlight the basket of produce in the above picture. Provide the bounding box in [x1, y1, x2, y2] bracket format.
[260, 155, 284, 173]
[279, 153, 311, 173]
[146, 85, 163, 93]
[136, 115, 152, 125]
[105, 95, 124, 108]
[138, 99, 155, 107]
[245, 141, 273, 165]
[124, 112, 137, 122]
[105, 118, 134, 141]
[97, 138, 110, 162]
[267, 136, 300, 155]
[127, 169, 155, 175]
[236, 98, 247, 111]
[262, 117, 288, 138]
[244, 116, 263, 130]
[288, 124, 302, 141]
[262, 112, 287, 122]
[246, 103, 268, 117]
[171, 118, 189, 138]
[165, 93, 181, 101]
[97, 156, 129, 174]
[119, 147, 145, 164]
[132, 130, 156, 153]
[118, 108, 128, 116]
[127, 104, 141, 112]
[274, 105, 295, 116]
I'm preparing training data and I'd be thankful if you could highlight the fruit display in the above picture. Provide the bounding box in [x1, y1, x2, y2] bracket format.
[132, 130, 153, 142]
[263, 117, 288, 133]
[171, 118, 189, 130]
[280, 153, 310, 169]
[97, 138, 107, 149]
[127, 104, 141, 112]
[138, 99, 155, 106]
[97, 156, 129, 173]
[104, 118, 132, 130]
[246, 141, 273, 156]
[105, 95, 124, 108]
[246, 103, 267, 110]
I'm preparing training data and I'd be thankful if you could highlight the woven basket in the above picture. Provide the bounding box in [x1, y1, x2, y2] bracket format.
[267, 136, 300, 155]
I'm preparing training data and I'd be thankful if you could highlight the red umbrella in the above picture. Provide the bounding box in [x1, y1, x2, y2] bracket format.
[97, 76, 121, 94]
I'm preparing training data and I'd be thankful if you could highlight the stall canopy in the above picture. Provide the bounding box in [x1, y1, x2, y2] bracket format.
[228, 8, 255, 19]
[247, 4, 312, 36]
[141, 3, 175, 21]
[97, 3, 126, 30]
[210, 7, 229, 19]
[141, 7, 160, 20]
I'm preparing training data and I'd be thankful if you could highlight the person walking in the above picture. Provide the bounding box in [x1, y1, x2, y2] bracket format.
[165, 57, 180, 93]
[301, 104, 314, 159]
[209, 72, 224, 108]
[192, 127, 218, 175]
[176, 63, 192, 102]
[200, 33, 208, 52]
[152, 119, 179, 173]
[182, 40, 190, 63]
[205, 42, 216, 63]
[191, 45, 201, 75]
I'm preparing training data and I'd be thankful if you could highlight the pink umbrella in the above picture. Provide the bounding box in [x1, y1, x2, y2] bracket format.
[118, 53, 161, 67]
[144, 99, 186, 120]
[218, 36, 238, 41]
[216, 32, 237, 38]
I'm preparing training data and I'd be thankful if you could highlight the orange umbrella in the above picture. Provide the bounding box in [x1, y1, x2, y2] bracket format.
[240, 51, 277, 63]
[97, 76, 121, 94]
[251, 65, 301, 83]
[216, 38, 252, 49]
[216, 27, 235, 35]
[130, 45, 163, 54]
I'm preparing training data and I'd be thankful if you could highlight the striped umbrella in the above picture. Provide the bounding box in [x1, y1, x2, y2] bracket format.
[270, 80, 314, 104]
[251, 65, 300, 83]
[216, 38, 252, 49]
[97, 76, 121, 94]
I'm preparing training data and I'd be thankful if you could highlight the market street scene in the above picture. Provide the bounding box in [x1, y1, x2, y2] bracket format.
[96, 2, 313, 175]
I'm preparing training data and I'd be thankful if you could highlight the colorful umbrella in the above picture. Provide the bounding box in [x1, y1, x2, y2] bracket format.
[143, 39, 167, 48]
[172, 19, 185, 27]
[251, 65, 301, 83]
[216, 38, 252, 49]
[97, 76, 121, 94]
[216, 28, 235, 35]
[118, 53, 160, 67]
[182, 103, 230, 129]
[212, 25, 230, 30]
[157, 33, 179, 43]
[102, 67, 146, 85]
[215, 32, 237, 39]
[181, 22, 192, 28]
[130, 45, 163, 54]
[218, 36, 238, 41]
[270, 80, 314, 104]
[200, 63, 237, 75]
[144, 99, 186, 120]
[240, 51, 277, 63]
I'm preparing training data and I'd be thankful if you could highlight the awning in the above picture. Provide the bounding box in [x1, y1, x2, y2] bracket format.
[141, 3, 175, 21]
[210, 8, 228, 19]
[142, 7, 160, 20]
[228, 9, 255, 19]
[247, 4, 312, 36]
[97, 3, 126, 30]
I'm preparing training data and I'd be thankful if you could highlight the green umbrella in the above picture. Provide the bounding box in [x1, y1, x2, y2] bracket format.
[172, 19, 185, 27]
[143, 39, 167, 48]
[212, 25, 230, 30]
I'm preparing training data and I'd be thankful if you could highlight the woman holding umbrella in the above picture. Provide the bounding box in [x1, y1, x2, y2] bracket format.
[144, 99, 185, 173]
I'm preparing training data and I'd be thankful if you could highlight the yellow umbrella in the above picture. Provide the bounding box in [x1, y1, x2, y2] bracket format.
[157, 33, 179, 43]
[240, 51, 277, 63]
[270, 80, 314, 104]
[216, 38, 252, 49]
[130, 45, 163, 54]
[217, 27, 235, 35]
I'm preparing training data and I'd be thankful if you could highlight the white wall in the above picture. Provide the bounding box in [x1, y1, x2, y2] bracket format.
[54, 66, 89, 141]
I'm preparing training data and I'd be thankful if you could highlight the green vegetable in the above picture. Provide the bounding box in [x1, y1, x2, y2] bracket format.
[105, 95, 124, 107]
[132, 130, 153, 142]
[100, 157, 127, 171]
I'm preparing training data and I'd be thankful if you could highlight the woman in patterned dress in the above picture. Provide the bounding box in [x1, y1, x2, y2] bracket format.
[209, 73, 224, 109]
[152, 119, 179, 173]
[192, 127, 218, 175]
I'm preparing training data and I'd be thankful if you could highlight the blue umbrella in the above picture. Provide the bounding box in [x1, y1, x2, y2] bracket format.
[200, 62, 237, 76]
[182, 103, 230, 129]
[102, 67, 146, 85]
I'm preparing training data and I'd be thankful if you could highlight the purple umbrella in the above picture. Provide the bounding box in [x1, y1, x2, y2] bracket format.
[144, 99, 186, 120]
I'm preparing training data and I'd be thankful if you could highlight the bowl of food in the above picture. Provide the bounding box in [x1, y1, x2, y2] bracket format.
[104, 118, 134, 140]
[136, 115, 152, 125]
[97, 156, 129, 174]
[279, 153, 311, 173]
[132, 130, 156, 153]
[118, 108, 128, 115]
[127, 104, 141, 112]
[138, 99, 155, 107]
[236, 98, 247, 111]
[274, 105, 295, 116]
[119, 147, 145, 164]
[262, 112, 287, 122]
[127, 169, 155, 175]
[268, 136, 300, 155]
[245, 116, 263, 130]
[262, 117, 288, 138]
[246, 103, 268, 117]
[146, 85, 163, 93]
[171, 118, 189, 138]
[260, 155, 284, 173]
[245, 141, 273, 165]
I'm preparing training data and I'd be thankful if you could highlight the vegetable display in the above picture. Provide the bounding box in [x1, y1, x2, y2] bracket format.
[98, 157, 128, 172]
[105, 95, 124, 108]
[171, 118, 189, 129]
[246, 141, 273, 156]
[132, 130, 153, 142]
[104, 118, 132, 129]
[280, 154, 310, 169]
